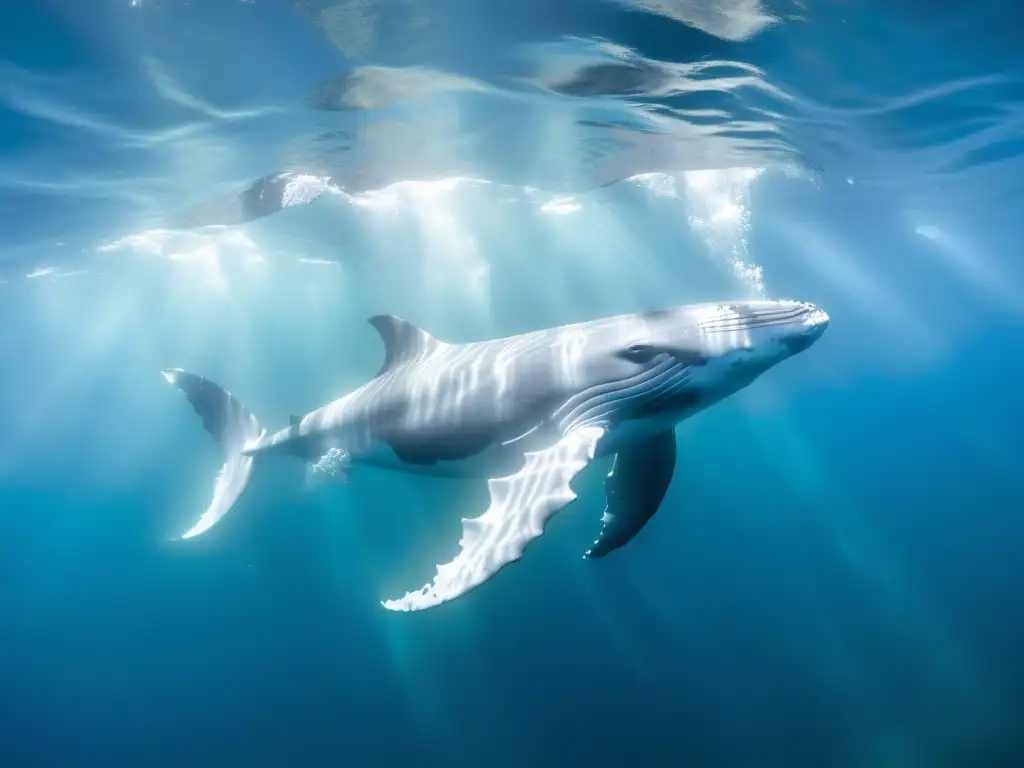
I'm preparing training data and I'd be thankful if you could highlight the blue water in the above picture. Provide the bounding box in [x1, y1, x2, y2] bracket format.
[2, 1, 1024, 766]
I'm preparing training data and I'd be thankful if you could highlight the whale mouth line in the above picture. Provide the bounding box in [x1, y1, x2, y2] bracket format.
[700, 308, 810, 334]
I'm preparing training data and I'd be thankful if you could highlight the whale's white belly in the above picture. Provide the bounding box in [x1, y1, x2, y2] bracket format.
[350, 421, 561, 478]
[349, 412, 683, 479]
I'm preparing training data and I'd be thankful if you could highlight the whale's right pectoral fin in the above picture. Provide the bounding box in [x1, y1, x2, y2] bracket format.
[382, 425, 606, 612]
[585, 428, 677, 558]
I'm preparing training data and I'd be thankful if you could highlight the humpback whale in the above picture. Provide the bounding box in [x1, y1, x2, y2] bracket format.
[163, 299, 829, 611]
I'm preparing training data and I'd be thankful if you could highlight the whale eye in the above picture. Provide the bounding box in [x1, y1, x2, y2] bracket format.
[619, 343, 658, 363]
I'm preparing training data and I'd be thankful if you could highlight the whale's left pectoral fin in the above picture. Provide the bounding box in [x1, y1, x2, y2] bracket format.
[585, 428, 676, 558]
[382, 425, 606, 612]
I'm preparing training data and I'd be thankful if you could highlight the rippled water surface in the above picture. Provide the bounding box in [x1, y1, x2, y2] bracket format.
[2, 2, 1024, 767]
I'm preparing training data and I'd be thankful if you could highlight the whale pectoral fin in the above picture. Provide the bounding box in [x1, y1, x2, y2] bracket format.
[382, 425, 606, 612]
[585, 428, 676, 559]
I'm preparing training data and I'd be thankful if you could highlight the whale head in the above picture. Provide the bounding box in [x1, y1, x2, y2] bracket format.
[645, 299, 829, 377]
[554, 299, 829, 431]
[639, 299, 829, 412]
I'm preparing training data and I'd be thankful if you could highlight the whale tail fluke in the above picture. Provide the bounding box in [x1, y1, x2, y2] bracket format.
[161, 368, 265, 540]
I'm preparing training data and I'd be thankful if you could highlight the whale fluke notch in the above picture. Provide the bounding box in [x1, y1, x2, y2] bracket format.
[369, 315, 442, 376]
[161, 368, 265, 540]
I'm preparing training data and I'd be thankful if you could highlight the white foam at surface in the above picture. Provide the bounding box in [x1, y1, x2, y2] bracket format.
[540, 196, 582, 216]
[97, 227, 265, 291]
[612, 0, 778, 41]
[24, 266, 88, 281]
[281, 174, 342, 208]
[297, 257, 340, 266]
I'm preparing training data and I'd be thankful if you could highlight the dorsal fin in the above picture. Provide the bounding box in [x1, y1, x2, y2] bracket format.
[289, 414, 302, 428]
[368, 315, 441, 375]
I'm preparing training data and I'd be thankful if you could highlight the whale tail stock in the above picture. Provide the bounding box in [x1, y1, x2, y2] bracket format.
[161, 368, 265, 540]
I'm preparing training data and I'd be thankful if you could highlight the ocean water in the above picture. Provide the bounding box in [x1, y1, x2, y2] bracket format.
[2, 1, 1024, 766]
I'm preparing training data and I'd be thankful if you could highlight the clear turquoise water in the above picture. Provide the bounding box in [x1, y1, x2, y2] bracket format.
[2, 2, 1024, 766]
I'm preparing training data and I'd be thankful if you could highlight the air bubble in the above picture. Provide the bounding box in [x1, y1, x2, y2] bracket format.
[310, 446, 352, 482]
